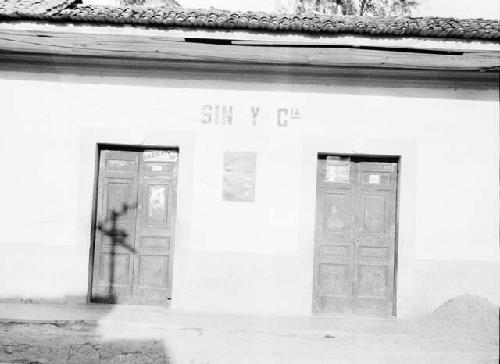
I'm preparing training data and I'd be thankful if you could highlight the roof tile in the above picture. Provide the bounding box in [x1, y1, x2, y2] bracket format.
[0, 0, 498, 40]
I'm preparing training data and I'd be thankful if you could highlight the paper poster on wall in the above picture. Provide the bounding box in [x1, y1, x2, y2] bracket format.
[223, 151, 257, 202]
[325, 164, 350, 183]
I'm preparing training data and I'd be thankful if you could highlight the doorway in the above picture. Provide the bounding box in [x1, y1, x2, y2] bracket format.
[313, 154, 399, 316]
[90, 145, 178, 305]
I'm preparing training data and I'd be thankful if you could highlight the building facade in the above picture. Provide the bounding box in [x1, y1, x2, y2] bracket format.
[0, 0, 499, 318]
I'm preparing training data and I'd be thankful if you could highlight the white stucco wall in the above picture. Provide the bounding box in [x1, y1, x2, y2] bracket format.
[0, 72, 498, 317]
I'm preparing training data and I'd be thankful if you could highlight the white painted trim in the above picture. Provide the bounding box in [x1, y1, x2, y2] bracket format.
[1, 21, 499, 52]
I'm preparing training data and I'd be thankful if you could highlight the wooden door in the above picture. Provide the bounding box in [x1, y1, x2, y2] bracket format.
[132, 151, 178, 305]
[313, 156, 398, 317]
[91, 148, 178, 305]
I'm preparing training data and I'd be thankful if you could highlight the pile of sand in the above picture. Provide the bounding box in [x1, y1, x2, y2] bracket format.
[421, 294, 499, 345]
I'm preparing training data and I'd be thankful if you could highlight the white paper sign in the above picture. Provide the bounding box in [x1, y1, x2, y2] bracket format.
[144, 150, 177, 162]
[326, 165, 350, 183]
[369, 174, 380, 184]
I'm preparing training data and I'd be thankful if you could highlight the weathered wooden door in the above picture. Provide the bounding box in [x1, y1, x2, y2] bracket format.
[313, 156, 398, 316]
[91, 148, 178, 305]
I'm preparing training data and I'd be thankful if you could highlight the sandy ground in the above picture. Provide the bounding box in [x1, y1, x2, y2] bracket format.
[0, 295, 498, 364]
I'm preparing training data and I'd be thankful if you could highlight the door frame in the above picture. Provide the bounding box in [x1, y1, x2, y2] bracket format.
[87, 143, 180, 305]
[312, 152, 401, 317]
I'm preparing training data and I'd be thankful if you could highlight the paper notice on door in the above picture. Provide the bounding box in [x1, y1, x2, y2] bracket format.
[369, 174, 380, 184]
[144, 150, 177, 162]
[326, 165, 350, 183]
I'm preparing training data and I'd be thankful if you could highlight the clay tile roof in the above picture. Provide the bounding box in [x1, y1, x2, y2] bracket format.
[0, 0, 499, 41]
[0, 0, 75, 15]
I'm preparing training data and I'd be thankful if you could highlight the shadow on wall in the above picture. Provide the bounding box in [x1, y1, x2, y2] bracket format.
[93, 202, 137, 304]
[0, 203, 138, 306]
[0, 204, 173, 362]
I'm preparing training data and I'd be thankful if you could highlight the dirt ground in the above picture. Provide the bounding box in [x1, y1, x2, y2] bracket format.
[0, 295, 498, 364]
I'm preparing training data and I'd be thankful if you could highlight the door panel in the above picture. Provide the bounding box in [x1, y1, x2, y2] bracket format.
[91, 148, 178, 305]
[354, 162, 397, 316]
[131, 151, 177, 305]
[314, 157, 398, 317]
[92, 150, 139, 304]
[145, 184, 169, 226]
[313, 158, 355, 313]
